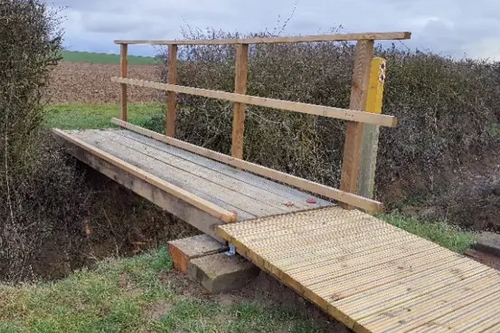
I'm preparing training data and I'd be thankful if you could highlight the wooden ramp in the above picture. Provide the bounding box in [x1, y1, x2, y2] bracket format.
[217, 207, 500, 333]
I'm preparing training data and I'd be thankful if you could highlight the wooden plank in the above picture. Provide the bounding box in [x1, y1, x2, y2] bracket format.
[300, 246, 449, 288]
[231, 43, 249, 159]
[358, 57, 386, 199]
[110, 77, 398, 127]
[403, 289, 500, 332]
[237, 225, 398, 263]
[52, 129, 237, 223]
[313, 253, 478, 298]
[356, 271, 500, 333]
[118, 130, 332, 208]
[78, 130, 280, 218]
[223, 207, 388, 242]
[166, 44, 178, 137]
[334, 258, 486, 316]
[120, 43, 128, 121]
[339, 40, 374, 208]
[277, 231, 437, 272]
[84, 132, 255, 221]
[56, 136, 226, 242]
[336, 258, 487, 318]
[101, 130, 306, 213]
[114, 31, 412, 45]
[111, 119, 384, 212]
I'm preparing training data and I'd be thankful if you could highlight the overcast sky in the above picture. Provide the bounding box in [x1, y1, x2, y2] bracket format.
[50, 0, 500, 60]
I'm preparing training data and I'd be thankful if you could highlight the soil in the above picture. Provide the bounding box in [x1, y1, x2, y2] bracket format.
[398, 151, 500, 231]
[161, 269, 350, 333]
[28, 163, 199, 281]
[465, 249, 500, 271]
[46, 62, 160, 104]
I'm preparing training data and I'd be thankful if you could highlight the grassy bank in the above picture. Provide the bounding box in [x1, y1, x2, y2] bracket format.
[378, 214, 477, 254]
[62, 51, 155, 65]
[44, 103, 163, 129]
[0, 248, 327, 333]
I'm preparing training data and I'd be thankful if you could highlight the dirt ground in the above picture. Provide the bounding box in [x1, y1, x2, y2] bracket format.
[163, 269, 350, 333]
[46, 62, 159, 104]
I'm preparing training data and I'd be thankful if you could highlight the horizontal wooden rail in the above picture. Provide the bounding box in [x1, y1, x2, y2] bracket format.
[52, 128, 237, 223]
[111, 77, 397, 127]
[114, 32, 411, 45]
[111, 118, 385, 213]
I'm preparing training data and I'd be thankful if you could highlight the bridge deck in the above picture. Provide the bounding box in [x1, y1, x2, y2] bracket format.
[55, 128, 332, 239]
[217, 207, 500, 333]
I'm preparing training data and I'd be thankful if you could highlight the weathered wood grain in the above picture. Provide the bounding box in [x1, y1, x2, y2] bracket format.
[112, 119, 384, 213]
[99, 130, 310, 213]
[340, 40, 374, 208]
[114, 32, 411, 45]
[110, 77, 397, 127]
[117, 130, 332, 209]
[231, 43, 249, 159]
[166, 44, 178, 137]
[120, 43, 128, 121]
[75, 130, 286, 218]
[56, 135, 226, 241]
[53, 129, 237, 223]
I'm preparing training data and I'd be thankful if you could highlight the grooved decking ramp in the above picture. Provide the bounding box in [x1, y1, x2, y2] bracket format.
[216, 207, 500, 333]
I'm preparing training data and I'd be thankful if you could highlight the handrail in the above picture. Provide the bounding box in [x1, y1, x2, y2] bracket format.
[111, 77, 397, 127]
[114, 32, 411, 45]
[116, 32, 412, 206]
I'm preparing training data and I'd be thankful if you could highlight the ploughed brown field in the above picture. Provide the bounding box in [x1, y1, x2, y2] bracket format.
[47, 62, 159, 104]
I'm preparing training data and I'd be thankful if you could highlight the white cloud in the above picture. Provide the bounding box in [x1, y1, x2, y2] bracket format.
[463, 38, 500, 61]
[49, 0, 500, 60]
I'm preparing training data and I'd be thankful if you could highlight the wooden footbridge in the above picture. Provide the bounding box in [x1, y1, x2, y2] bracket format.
[53, 32, 500, 332]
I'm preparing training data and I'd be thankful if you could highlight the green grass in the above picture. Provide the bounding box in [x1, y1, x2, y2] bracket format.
[379, 213, 477, 254]
[0, 248, 326, 333]
[44, 103, 163, 130]
[62, 51, 156, 65]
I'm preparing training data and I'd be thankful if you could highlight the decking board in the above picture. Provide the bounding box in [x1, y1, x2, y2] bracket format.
[117, 129, 332, 208]
[101, 130, 313, 212]
[69, 129, 331, 219]
[217, 206, 500, 333]
[60, 140, 226, 240]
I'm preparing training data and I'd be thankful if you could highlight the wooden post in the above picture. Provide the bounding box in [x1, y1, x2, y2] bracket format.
[166, 44, 178, 137]
[120, 43, 128, 121]
[339, 40, 374, 209]
[231, 43, 249, 159]
[358, 57, 387, 199]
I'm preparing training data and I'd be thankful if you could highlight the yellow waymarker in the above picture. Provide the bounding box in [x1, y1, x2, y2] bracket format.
[359, 57, 387, 199]
[366, 57, 386, 114]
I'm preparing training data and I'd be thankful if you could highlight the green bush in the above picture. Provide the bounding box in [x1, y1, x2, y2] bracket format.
[0, 0, 89, 281]
[156, 28, 500, 205]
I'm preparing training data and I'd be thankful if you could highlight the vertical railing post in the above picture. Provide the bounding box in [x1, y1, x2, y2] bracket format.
[166, 44, 178, 137]
[358, 57, 387, 199]
[120, 43, 128, 121]
[231, 43, 249, 159]
[339, 39, 374, 209]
